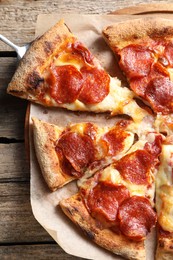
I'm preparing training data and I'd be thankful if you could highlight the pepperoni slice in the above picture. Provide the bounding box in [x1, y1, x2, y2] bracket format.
[86, 182, 130, 222]
[47, 65, 83, 104]
[144, 134, 163, 158]
[114, 150, 152, 185]
[158, 225, 171, 237]
[145, 76, 173, 114]
[71, 41, 94, 65]
[150, 62, 170, 78]
[163, 41, 173, 67]
[78, 67, 110, 104]
[56, 131, 95, 172]
[55, 146, 81, 178]
[130, 77, 148, 97]
[83, 122, 97, 141]
[118, 196, 157, 240]
[130, 62, 169, 98]
[101, 127, 131, 156]
[119, 44, 153, 79]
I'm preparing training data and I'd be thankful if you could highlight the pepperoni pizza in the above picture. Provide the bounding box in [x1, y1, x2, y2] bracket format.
[32, 115, 163, 259]
[32, 117, 135, 191]
[102, 17, 173, 259]
[102, 17, 173, 134]
[155, 138, 173, 259]
[6, 17, 173, 260]
[7, 19, 135, 116]
[60, 132, 163, 260]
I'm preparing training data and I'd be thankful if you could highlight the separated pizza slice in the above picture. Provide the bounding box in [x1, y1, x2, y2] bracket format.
[155, 138, 173, 259]
[103, 18, 173, 119]
[60, 193, 145, 260]
[60, 131, 163, 260]
[7, 19, 133, 115]
[32, 117, 135, 191]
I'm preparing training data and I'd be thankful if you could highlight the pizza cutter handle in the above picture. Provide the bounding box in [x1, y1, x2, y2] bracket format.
[0, 34, 29, 59]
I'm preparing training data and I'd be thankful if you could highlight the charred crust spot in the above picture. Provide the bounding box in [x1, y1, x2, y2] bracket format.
[76, 195, 82, 202]
[170, 245, 173, 250]
[44, 41, 54, 55]
[81, 227, 95, 240]
[66, 208, 73, 216]
[132, 34, 139, 40]
[27, 71, 44, 90]
[66, 207, 79, 216]
[150, 27, 173, 38]
[159, 240, 165, 248]
[64, 23, 72, 33]
[8, 89, 24, 96]
[106, 26, 113, 31]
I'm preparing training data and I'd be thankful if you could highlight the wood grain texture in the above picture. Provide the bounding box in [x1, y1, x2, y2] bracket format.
[0, 179, 84, 258]
[1, 1, 173, 259]
[0, 58, 28, 139]
[0, 182, 52, 243]
[0, 143, 29, 180]
[0, 244, 82, 260]
[0, 1, 173, 50]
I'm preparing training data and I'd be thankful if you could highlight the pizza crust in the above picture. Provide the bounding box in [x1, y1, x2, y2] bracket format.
[102, 17, 173, 50]
[32, 117, 75, 191]
[7, 19, 72, 101]
[156, 232, 173, 260]
[60, 193, 146, 260]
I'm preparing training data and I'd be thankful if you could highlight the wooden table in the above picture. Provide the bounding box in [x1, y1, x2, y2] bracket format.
[1, 1, 173, 259]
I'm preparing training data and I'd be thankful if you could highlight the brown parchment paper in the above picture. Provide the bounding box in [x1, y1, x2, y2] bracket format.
[29, 13, 165, 259]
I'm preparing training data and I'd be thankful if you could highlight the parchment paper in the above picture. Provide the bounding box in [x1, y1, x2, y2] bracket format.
[29, 13, 163, 259]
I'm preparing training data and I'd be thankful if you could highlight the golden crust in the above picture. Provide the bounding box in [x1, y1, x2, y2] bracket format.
[32, 117, 75, 191]
[60, 193, 145, 260]
[7, 19, 73, 101]
[156, 232, 173, 260]
[102, 17, 173, 51]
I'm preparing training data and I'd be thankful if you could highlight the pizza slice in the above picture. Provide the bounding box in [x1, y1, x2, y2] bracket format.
[32, 117, 135, 191]
[155, 138, 173, 259]
[60, 132, 163, 259]
[102, 17, 173, 119]
[7, 19, 132, 114]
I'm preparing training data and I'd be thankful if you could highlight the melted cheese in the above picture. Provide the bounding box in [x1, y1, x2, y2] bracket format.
[114, 132, 134, 161]
[156, 144, 173, 232]
[78, 129, 134, 187]
[123, 100, 154, 137]
[94, 164, 154, 204]
[63, 77, 134, 113]
[155, 114, 173, 136]
[78, 135, 156, 205]
[38, 53, 154, 132]
[54, 53, 84, 70]
[34, 75, 137, 117]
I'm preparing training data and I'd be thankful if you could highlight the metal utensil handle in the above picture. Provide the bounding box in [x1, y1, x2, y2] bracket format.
[0, 34, 20, 52]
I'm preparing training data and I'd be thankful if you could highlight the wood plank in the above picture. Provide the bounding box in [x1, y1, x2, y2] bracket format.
[0, 181, 84, 259]
[0, 57, 28, 139]
[1, 0, 173, 51]
[0, 143, 29, 180]
[0, 182, 52, 243]
[0, 57, 17, 79]
[0, 244, 83, 260]
[0, 96, 28, 139]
